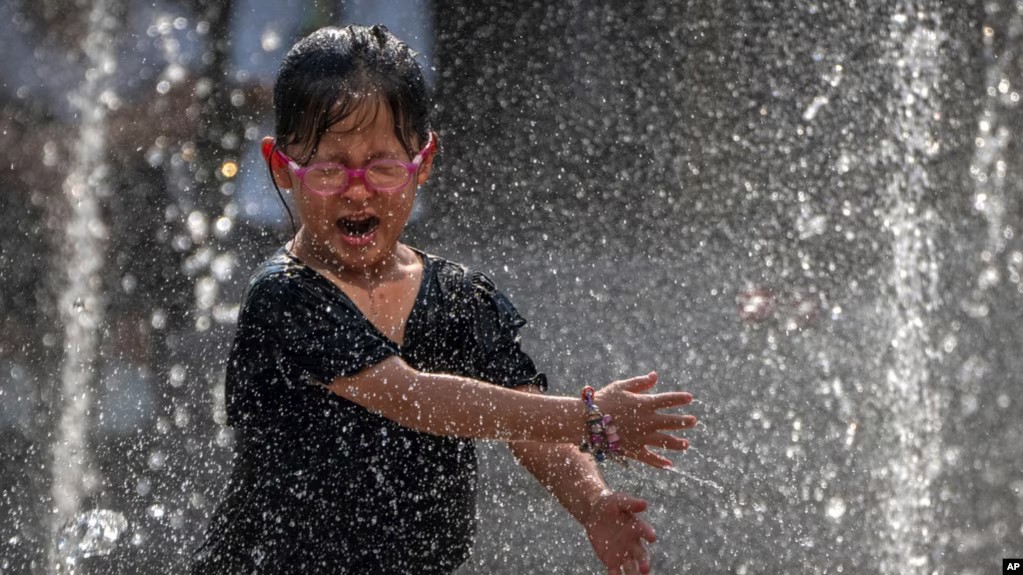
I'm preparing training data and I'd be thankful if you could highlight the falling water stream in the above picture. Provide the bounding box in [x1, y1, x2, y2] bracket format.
[51, 1, 118, 573]
[877, 4, 946, 572]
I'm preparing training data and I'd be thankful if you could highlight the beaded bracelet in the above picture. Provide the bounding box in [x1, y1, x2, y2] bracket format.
[578, 386, 624, 464]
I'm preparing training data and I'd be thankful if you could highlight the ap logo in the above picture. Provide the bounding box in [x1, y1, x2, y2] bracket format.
[1005, 559, 1023, 573]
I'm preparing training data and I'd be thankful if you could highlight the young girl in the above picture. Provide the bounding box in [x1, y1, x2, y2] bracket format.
[191, 25, 696, 575]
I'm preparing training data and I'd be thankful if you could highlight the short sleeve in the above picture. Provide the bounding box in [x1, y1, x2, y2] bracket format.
[241, 273, 399, 384]
[226, 270, 400, 428]
[468, 271, 548, 391]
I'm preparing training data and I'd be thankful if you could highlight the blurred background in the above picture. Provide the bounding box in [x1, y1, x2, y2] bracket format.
[1, 0, 1022, 573]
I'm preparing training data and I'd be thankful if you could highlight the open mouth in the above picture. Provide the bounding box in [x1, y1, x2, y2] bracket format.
[336, 215, 380, 245]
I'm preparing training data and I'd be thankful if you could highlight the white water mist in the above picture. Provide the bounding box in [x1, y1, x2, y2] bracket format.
[877, 4, 947, 573]
[51, 1, 118, 572]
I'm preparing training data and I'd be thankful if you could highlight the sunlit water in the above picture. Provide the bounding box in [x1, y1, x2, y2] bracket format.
[55, 510, 128, 575]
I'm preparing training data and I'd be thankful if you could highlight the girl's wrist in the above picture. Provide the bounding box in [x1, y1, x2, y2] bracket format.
[577, 386, 624, 464]
[579, 488, 614, 528]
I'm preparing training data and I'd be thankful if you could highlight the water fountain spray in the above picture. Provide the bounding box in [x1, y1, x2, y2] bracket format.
[51, 0, 119, 572]
[878, 2, 948, 572]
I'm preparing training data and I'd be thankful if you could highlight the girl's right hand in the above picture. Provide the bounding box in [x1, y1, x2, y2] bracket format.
[593, 372, 696, 468]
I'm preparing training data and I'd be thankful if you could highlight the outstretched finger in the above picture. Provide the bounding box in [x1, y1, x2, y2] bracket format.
[623, 445, 674, 469]
[616, 371, 658, 393]
[644, 431, 690, 451]
[645, 391, 694, 409]
[612, 493, 649, 515]
[629, 515, 657, 544]
[630, 542, 651, 574]
[652, 413, 698, 431]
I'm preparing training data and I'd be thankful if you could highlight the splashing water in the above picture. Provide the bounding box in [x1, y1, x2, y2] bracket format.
[661, 462, 726, 495]
[55, 510, 128, 574]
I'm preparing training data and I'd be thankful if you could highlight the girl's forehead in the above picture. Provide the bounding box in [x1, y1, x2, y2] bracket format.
[317, 101, 401, 150]
[327, 97, 391, 133]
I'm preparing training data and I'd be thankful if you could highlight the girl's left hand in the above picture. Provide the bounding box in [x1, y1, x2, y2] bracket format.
[584, 491, 657, 575]
[593, 371, 696, 468]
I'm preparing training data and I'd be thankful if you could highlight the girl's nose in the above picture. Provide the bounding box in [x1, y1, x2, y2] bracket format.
[341, 174, 373, 201]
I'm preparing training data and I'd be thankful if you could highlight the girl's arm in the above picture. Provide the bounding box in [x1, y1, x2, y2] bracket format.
[507, 385, 658, 575]
[509, 435, 654, 568]
[322, 356, 695, 450]
[324, 356, 584, 443]
[509, 440, 657, 575]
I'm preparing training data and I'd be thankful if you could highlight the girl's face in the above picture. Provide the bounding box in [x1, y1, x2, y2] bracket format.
[268, 100, 433, 274]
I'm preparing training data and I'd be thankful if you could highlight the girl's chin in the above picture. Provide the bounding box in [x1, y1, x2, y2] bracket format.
[338, 228, 377, 247]
[325, 233, 400, 269]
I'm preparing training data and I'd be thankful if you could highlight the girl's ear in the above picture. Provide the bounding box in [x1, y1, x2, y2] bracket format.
[261, 136, 293, 189]
[415, 131, 438, 186]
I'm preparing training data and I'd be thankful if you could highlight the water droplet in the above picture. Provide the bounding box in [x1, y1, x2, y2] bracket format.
[214, 216, 234, 238]
[826, 497, 847, 520]
[261, 29, 282, 52]
[174, 405, 191, 427]
[195, 276, 218, 310]
[136, 477, 152, 497]
[148, 450, 166, 470]
[211, 253, 236, 280]
[151, 309, 167, 330]
[187, 211, 208, 243]
[169, 364, 187, 387]
[802, 95, 829, 121]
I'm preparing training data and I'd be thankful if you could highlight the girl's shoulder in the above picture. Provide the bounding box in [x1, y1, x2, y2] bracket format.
[250, 247, 304, 281]
[418, 250, 470, 293]
[240, 248, 321, 305]
[415, 249, 525, 329]
[413, 249, 499, 302]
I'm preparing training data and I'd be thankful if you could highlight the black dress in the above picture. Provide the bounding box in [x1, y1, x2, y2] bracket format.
[191, 248, 546, 575]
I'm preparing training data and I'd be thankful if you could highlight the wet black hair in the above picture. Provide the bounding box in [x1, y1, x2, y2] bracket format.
[268, 24, 432, 231]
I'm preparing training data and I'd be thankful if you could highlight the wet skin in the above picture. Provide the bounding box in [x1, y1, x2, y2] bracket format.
[263, 100, 435, 344]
